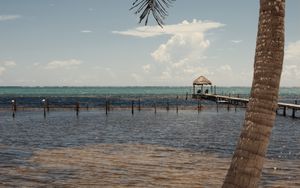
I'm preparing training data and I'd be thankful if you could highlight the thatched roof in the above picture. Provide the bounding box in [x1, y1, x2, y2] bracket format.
[193, 76, 212, 85]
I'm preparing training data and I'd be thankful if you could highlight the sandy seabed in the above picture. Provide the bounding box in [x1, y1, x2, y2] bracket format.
[0, 144, 299, 188]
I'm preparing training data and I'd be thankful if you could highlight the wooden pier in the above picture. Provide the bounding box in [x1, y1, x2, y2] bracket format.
[193, 94, 300, 118]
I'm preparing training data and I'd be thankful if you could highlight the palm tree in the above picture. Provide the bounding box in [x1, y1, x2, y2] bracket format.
[130, 0, 175, 27]
[131, 0, 285, 187]
[222, 0, 285, 187]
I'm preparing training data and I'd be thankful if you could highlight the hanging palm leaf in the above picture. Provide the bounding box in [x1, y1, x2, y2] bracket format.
[130, 0, 175, 27]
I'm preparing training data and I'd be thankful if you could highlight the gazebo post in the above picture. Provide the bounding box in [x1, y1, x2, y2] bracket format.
[193, 84, 195, 95]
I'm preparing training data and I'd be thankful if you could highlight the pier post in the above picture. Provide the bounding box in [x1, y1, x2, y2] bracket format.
[283, 106, 286, 116]
[234, 101, 237, 112]
[216, 100, 219, 112]
[227, 101, 230, 111]
[214, 85, 216, 95]
[292, 100, 297, 118]
[154, 100, 157, 114]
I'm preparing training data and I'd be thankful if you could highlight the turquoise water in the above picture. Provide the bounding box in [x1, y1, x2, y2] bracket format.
[0, 86, 299, 108]
[0, 86, 300, 98]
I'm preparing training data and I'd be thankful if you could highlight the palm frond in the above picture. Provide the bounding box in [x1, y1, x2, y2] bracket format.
[130, 0, 175, 27]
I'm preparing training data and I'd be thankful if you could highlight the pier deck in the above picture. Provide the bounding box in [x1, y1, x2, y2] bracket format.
[193, 94, 300, 118]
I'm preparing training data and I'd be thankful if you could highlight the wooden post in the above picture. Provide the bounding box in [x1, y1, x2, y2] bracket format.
[12, 99, 17, 112]
[214, 85, 216, 95]
[131, 100, 134, 115]
[166, 100, 169, 111]
[193, 85, 195, 95]
[186, 92, 188, 100]
[76, 102, 79, 116]
[283, 106, 286, 116]
[216, 100, 219, 112]
[46, 99, 49, 112]
[154, 100, 157, 114]
[138, 98, 141, 111]
[12, 99, 16, 118]
[105, 100, 108, 115]
[227, 101, 230, 111]
[197, 98, 201, 113]
[108, 100, 110, 111]
[176, 96, 179, 114]
[234, 101, 237, 112]
[292, 100, 297, 118]
[292, 108, 296, 118]
[42, 99, 46, 118]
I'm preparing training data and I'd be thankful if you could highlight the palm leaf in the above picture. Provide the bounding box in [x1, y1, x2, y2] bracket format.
[130, 0, 175, 27]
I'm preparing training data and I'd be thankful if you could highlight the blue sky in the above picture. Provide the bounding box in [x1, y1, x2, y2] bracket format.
[0, 0, 299, 86]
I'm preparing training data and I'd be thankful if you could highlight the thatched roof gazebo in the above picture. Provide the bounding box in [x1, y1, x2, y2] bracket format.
[192, 76, 212, 95]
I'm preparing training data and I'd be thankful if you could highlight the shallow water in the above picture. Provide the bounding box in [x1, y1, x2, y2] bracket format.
[0, 109, 299, 187]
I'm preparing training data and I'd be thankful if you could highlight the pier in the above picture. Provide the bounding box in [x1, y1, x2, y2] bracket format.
[193, 93, 300, 118]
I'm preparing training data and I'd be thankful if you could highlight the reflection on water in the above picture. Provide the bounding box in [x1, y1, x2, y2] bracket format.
[0, 109, 300, 187]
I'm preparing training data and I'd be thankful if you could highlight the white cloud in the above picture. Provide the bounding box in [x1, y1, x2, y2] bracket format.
[131, 73, 143, 82]
[0, 60, 16, 76]
[81, 30, 93, 33]
[0, 67, 5, 75]
[113, 19, 224, 38]
[45, 59, 82, 70]
[285, 40, 300, 60]
[231, 40, 243, 44]
[33, 62, 40, 67]
[218, 64, 232, 71]
[114, 19, 224, 85]
[280, 40, 300, 86]
[3, 61, 16, 67]
[0, 15, 21, 21]
[142, 64, 151, 73]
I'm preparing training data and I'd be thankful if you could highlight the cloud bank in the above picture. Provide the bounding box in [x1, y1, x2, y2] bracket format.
[114, 19, 225, 84]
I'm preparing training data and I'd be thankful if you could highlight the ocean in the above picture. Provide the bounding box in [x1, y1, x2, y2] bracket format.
[0, 86, 299, 187]
[0, 86, 299, 108]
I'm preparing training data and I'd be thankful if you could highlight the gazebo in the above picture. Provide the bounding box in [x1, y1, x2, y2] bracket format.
[192, 76, 212, 95]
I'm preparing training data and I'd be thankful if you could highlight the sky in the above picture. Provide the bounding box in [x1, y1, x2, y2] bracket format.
[0, 0, 299, 87]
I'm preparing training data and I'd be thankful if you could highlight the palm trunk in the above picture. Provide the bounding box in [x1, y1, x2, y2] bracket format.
[222, 0, 285, 187]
